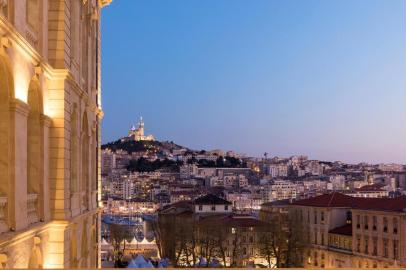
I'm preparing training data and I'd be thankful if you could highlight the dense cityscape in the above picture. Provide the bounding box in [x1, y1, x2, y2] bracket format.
[0, 0, 405, 269]
[100, 118, 406, 268]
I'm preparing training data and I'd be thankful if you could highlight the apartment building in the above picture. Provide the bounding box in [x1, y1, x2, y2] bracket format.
[290, 193, 406, 268]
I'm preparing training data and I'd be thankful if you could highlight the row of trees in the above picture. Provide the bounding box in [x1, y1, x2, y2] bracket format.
[102, 139, 163, 154]
[151, 210, 307, 268]
[258, 211, 307, 268]
[152, 214, 242, 267]
[127, 158, 183, 172]
[107, 223, 133, 268]
[187, 156, 247, 168]
[126, 155, 246, 173]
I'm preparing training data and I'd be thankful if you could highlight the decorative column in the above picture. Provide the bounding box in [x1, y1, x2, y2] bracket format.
[9, 98, 29, 231]
[40, 114, 51, 222]
[47, 70, 70, 220]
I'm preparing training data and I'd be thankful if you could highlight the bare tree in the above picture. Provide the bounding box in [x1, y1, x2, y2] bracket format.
[259, 210, 306, 268]
[229, 228, 243, 267]
[109, 224, 132, 268]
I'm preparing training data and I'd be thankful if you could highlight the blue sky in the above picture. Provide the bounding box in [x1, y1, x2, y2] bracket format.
[101, 0, 406, 164]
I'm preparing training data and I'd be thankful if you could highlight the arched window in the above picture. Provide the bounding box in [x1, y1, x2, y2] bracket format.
[80, 220, 88, 268]
[86, 128, 97, 210]
[0, 56, 13, 232]
[346, 211, 352, 224]
[70, 0, 79, 64]
[70, 224, 78, 268]
[393, 217, 398, 234]
[27, 79, 43, 224]
[81, 112, 89, 211]
[80, 2, 89, 87]
[70, 105, 78, 195]
[383, 217, 388, 233]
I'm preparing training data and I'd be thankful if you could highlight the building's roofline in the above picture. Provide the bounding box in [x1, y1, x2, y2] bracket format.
[329, 224, 352, 236]
[292, 192, 406, 212]
[194, 194, 232, 205]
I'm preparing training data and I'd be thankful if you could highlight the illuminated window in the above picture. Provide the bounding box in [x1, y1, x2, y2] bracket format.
[364, 216, 369, 230]
[394, 240, 399, 259]
[383, 239, 388, 258]
[314, 252, 318, 266]
[314, 211, 318, 224]
[356, 235, 361, 252]
[364, 237, 369, 254]
[346, 211, 352, 224]
[383, 217, 388, 233]
[372, 216, 377, 231]
[314, 230, 318, 244]
[393, 218, 398, 234]
[372, 237, 377, 256]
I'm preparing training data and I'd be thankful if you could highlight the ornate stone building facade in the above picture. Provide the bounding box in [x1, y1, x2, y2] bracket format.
[0, 0, 111, 268]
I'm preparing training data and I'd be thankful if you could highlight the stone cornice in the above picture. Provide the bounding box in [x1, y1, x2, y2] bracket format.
[0, 18, 39, 59]
[40, 114, 52, 127]
[69, 208, 99, 223]
[43, 68, 98, 110]
[95, 107, 104, 120]
[0, 220, 69, 247]
[9, 98, 30, 117]
[99, 0, 113, 8]
[0, 18, 98, 109]
[0, 17, 51, 72]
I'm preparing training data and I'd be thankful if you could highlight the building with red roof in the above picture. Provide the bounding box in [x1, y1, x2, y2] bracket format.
[285, 192, 406, 268]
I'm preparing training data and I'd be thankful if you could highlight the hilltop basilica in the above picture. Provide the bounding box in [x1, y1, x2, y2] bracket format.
[128, 117, 155, 141]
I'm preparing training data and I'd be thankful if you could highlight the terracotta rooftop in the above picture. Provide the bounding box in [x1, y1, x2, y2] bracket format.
[199, 215, 269, 227]
[292, 192, 406, 212]
[329, 224, 352, 236]
[291, 192, 354, 208]
[355, 183, 386, 192]
[194, 194, 232, 205]
[262, 199, 291, 207]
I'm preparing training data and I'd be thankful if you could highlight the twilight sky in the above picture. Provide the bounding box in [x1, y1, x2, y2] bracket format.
[101, 0, 406, 164]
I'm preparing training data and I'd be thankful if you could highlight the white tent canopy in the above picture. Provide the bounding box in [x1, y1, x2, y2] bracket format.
[101, 238, 109, 246]
[127, 254, 153, 268]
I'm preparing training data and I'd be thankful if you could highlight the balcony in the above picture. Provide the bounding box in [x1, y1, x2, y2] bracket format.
[27, 193, 39, 224]
[0, 197, 7, 233]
